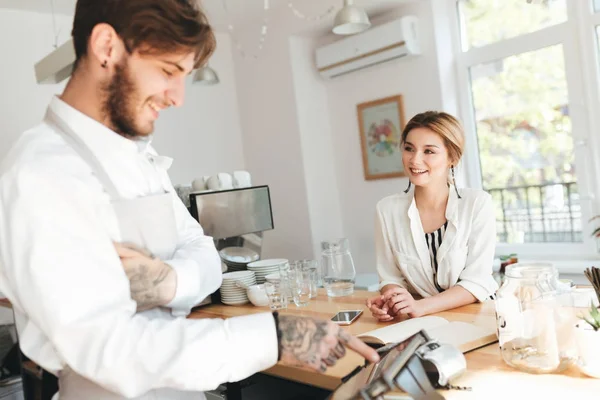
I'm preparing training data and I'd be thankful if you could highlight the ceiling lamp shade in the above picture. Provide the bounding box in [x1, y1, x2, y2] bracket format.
[35, 38, 75, 84]
[332, 0, 371, 35]
[193, 65, 220, 85]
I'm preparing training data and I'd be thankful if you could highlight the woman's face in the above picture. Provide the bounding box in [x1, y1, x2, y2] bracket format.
[402, 127, 452, 189]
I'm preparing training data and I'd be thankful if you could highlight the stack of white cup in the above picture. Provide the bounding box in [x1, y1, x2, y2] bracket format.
[191, 170, 252, 192]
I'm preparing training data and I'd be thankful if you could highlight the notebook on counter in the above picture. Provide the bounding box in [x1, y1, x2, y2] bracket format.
[358, 315, 498, 353]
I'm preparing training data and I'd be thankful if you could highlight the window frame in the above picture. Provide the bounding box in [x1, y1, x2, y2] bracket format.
[449, 0, 600, 260]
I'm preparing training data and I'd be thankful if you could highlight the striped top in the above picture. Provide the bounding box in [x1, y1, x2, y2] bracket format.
[425, 221, 448, 293]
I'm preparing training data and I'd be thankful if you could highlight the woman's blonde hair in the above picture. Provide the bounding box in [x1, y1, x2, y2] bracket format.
[401, 111, 465, 166]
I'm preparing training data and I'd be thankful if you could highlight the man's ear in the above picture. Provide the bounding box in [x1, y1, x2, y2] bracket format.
[88, 23, 127, 69]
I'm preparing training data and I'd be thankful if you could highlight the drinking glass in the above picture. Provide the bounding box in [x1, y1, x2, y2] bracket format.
[299, 259, 319, 298]
[265, 281, 287, 310]
[289, 267, 312, 307]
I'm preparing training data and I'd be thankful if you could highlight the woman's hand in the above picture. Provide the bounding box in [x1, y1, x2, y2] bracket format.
[366, 294, 394, 322]
[366, 285, 409, 322]
[382, 287, 424, 318]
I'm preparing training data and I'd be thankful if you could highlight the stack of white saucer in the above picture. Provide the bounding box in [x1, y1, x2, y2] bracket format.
[219, 246, 259, 272]
[247, 259, 288, 284]
[219, 271, 256, 305]
[265, 273, 280, 284]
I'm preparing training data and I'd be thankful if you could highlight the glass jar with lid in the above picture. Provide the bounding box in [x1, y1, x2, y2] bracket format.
[495, 262, 576, 374]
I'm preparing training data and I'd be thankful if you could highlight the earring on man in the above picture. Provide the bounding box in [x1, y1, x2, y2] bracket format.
[101, 60, 108, 68]
[451, 166, 462, 199]
[403, 181, 412, 193]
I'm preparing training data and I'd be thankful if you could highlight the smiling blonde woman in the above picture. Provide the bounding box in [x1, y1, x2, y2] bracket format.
[367, 111, 499, 321]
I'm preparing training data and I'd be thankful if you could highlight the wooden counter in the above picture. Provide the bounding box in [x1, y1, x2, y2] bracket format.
[2, 291, 599, 398]
[190, 290, 600, 399]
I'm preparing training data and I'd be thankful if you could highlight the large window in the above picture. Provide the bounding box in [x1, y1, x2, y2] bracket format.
[470, 45, 578, 243]
[459, 0, 567, 50]
[455, 0, 600, 257]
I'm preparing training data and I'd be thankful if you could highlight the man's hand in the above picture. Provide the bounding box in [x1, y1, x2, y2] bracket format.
[277, 315, 380, 372]
[114, 243, 177, 311]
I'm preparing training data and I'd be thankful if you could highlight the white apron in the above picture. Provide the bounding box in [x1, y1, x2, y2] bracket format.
[45, 110, 205, 400]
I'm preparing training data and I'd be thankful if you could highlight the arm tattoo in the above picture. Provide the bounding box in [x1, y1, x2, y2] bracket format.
[278, 315, 329, 367]
[126, 261, 173, 311]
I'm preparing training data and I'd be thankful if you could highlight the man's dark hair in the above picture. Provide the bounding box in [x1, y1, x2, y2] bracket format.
[71, 0, 216, 69]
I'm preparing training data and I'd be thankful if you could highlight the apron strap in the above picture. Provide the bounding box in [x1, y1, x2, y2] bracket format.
[44, 108, 122, 201]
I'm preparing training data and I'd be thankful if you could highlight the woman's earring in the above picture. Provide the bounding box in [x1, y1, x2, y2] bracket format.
[403, 180, 412, 194]
[101, 60, 108, 68]
[451, 166, 462, 199]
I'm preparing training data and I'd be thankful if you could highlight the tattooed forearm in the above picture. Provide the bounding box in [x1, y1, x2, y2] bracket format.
[124, 260, 176, 311]
[274, 315, 380, 373]
[278, 315, 331, 371]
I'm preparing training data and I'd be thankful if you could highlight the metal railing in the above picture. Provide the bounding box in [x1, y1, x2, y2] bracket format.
[485, 182, 582, 243]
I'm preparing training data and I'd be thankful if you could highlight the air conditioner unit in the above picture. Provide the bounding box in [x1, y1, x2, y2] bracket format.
[315, 16, 420, 79]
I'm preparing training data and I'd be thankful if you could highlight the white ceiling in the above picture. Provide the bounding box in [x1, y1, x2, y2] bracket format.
[0, 0, 412, 36]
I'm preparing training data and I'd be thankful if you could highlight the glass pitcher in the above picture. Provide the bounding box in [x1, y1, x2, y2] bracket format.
[495, 262, 577, 374]
[321, 238, 356, 297]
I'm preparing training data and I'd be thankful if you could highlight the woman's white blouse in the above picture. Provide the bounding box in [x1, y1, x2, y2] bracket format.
[374, 186, 499, 301]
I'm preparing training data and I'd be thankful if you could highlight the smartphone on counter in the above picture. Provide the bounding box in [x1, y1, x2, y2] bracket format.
[331, 310, 363, 325]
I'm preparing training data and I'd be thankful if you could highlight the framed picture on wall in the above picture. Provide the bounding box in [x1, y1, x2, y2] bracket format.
[357, 95, 406, 181]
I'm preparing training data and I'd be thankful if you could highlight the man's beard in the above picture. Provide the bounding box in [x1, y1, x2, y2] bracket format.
[101, 60, 151, 138]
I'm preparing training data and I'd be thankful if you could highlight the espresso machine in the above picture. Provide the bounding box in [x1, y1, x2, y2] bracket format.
[188, 185, 274, 258]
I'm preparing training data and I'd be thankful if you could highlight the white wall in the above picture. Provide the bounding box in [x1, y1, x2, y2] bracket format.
[322, 1, 447, 272]
[0, 9, 244, 187]
[153, 33, 246, 185]
[289, 36, 344, 260]
[231, 19, 315, 261]
[0, 10, 72, 158]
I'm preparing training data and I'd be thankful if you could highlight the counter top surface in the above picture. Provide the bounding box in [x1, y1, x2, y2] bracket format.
[190, 289, 600, 399]
[2, 290, 598, 398]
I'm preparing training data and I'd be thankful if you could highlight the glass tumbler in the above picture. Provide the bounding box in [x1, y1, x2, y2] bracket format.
[264, 281, 287, 310]
[300, 259, 319, 298]
[288, 267, 312, 307]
